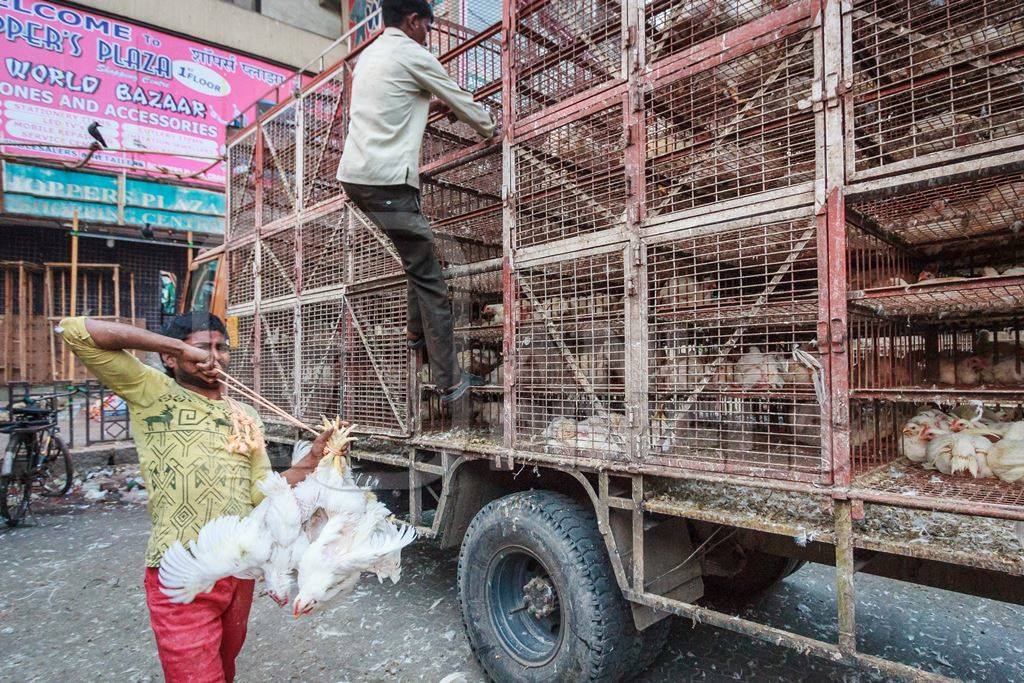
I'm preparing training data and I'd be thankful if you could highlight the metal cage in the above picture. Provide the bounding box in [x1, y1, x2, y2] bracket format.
[223, 0, 1024, 522]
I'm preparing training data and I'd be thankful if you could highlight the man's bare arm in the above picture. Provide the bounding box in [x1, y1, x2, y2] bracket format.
[281, 426, 335, 487]
[82, 318, 191, 356]
[80, 318, 216, 377]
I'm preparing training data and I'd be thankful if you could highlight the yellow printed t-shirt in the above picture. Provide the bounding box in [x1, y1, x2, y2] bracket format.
[60, 317, 272, 566]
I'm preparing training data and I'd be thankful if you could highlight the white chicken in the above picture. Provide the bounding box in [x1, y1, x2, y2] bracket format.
[480, 303, 504, 326]
[735, 347, 785, 389]
[160, 419, 416, 613]
[781, 355, 814, 387]
[938, 355, 988, 386]
[655, 274, 716, 311]
[262, 530, 311, 606]
[293, 449, 367, 522]
[987, 421, 1024, 483]
[951, 404, 1018, 426]
[158, 471, 299, 604]
[898, 416, 946, 464]
[925, 432, 993, 478]
[982, 356, 1024, 387]
[575, 413, 627, 453]
[542, 416, 578, 450]
[916, 270, 968, 285]
[911, 407, 960, 431]
[293, 502, 417, 616]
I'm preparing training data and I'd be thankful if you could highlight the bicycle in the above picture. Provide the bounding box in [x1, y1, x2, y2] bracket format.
[0, 392, 76, 527]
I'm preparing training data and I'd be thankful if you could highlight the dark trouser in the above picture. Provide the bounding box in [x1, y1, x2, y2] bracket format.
[342, 182, 460, 390]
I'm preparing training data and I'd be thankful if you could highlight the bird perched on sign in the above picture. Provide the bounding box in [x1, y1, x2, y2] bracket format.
[87, 121, 107, 149]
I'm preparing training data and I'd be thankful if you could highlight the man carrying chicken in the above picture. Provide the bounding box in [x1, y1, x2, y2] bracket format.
[338, 0, 497, 405]
[60, 314, 336, 682]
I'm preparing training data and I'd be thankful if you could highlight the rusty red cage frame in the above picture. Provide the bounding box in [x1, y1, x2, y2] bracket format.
[224, 0, 1024, 515]
[219, 1, 1024, 677]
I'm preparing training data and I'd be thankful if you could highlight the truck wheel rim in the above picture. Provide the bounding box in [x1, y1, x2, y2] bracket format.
[486, 546, 563, 666]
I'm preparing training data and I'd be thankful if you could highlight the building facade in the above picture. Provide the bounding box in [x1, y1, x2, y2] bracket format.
[0, 0, 341, 382]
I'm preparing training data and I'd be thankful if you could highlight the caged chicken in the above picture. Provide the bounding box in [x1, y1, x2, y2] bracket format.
[159, 418, 417, 616]
[987, 422, 1024, 484]
[896, 405, 1024, 484]
[734, 347, 786, 390]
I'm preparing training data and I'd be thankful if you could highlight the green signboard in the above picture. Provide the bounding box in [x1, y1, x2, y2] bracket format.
[1, 163, 225, 235]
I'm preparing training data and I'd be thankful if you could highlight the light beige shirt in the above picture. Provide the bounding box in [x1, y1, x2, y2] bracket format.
[337, 27, 495, 189]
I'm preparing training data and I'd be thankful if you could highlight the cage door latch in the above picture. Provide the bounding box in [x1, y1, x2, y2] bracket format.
[807, 72, 842, 111]
[829, 317, 846, 353]
[817, 319, 846, 354]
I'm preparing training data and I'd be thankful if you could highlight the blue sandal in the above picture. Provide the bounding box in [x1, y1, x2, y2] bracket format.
[441, 372, 486, 403]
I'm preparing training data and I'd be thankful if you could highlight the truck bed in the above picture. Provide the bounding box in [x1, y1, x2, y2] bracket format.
[647, 480, 1024, 577]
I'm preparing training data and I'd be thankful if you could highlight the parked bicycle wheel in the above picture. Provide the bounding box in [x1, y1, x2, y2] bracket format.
[1, 436, 32, 526]
[38, 434, 73, 497]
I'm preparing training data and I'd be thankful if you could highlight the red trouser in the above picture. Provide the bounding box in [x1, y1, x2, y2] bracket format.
[144, 567, 255, 683]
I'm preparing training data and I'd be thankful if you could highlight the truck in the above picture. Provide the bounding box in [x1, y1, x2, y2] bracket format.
[220, 2, 1024, 679]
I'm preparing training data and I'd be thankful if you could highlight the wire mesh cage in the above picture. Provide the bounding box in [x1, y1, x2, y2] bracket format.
[643, 23, 817, 220]
[259, 225, 297, 301]
[211, 0, 1024, 526]
[843, 290, 1024, 509]
[259, 104, 300, 227]
[422, 151, 503, 222]
[644, 0, 799, 66]
[349, 206, 405, 285]
[227, 129, 258, 241]
[845, 161, 1024, 511]
[512, 0, 622, 119]
[435, 207, 503, 267]
[848, 315, 1024, 399]
[301, 206, 349, 293]
[418, 257, 504, 439]
[850, 391, 1024, 514]
[301, 71, 347, 211]
[257, 306, 297, 417]
[422, 20, 502, 166]
[512, 102, 628, 250]
[229, 313, 256, 390]
[512, 249, 628, 458]
[848, 166, 1024, 248]
[341, 288, 410, 436]
[228, 244, 256, 306]
[646, 216, 826, 481]
[847, 0, 1024, 177]
[845, 166, 1024, 322]
[298, 300, 345, 423]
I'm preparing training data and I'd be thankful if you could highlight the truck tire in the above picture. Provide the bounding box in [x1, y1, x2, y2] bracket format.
[704, 547, 805, 599]
[457, 490, 642, 682]
[623, 616, 673, 680]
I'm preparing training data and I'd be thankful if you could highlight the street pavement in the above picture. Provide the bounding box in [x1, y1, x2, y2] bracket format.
[0, 504, 1021, 682]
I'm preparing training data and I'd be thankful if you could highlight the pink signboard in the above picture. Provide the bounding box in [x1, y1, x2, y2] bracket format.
[0, 0, 294, 185]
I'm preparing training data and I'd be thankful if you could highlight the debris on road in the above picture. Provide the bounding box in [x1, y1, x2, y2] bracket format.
[75, 464, 148, 506]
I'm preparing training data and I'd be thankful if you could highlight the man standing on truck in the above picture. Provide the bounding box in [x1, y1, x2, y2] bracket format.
[59, 313, 335, 682]
[338, 0, 497, 405]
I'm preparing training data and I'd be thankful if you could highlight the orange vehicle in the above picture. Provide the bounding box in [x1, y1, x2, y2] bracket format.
[179, 245, 226, 317]
[178, 245, 233, 339]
